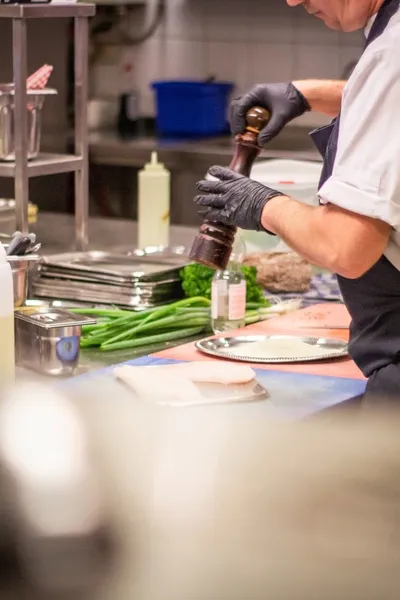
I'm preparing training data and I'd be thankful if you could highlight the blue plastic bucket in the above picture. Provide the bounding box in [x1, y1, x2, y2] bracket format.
[151, 80, 234, 138]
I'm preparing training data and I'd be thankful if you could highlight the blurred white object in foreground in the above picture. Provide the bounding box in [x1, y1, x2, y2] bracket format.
[0, 383, 110, 593]
[2, 377, 400, 600]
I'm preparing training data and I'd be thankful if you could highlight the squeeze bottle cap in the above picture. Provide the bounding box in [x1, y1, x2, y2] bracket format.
[144, 151, 165, 171]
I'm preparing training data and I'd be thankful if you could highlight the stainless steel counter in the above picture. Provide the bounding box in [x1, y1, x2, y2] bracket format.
[89, 128, 322, 170]
[35, 211, 197, 253]
[16, 339, 199, 384]
[16, 212, 199, 382]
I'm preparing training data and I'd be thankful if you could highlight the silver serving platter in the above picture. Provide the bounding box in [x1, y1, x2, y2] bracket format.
[196, 335, 349, 364]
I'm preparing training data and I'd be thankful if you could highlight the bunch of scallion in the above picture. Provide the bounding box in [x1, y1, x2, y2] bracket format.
[71, 297, 272, 353]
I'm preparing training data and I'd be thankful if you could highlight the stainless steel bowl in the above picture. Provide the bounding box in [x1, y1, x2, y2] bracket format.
[0, 85, 57, 161]
[5, 252, 41, 308]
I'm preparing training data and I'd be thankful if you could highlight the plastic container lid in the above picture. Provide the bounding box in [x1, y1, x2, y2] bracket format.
[143, 151, 166, 172]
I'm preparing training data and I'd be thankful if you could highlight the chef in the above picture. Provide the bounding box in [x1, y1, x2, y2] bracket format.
[195, 0, 400, 404]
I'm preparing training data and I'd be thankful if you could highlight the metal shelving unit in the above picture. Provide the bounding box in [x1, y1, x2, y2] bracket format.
[1, 2, 96, 250]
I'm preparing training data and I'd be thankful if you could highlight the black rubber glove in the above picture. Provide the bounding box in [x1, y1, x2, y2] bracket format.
[230, 82, 310, 146]
[194, 166, 283, 232]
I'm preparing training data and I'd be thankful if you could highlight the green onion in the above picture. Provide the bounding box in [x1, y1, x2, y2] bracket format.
[246, 300, 270, 310]
[100, 327, 206, 352]
[102, 315, 209, 347]
[71, 308, 133, 318]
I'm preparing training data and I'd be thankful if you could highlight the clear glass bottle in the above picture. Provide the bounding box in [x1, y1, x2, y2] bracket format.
[211, 234, 246, 334]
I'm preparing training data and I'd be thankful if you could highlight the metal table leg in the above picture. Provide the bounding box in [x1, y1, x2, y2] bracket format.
[74, 15, 89, 251]
[12, 17, 29, 234]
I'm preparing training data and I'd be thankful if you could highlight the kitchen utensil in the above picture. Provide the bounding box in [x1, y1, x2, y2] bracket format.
[14, 307, 96, 376]
[195, 334, 349, 364]
[6, 231, 23, 255]
[10, 235, 32, 256]
[0, 85, 57, 161]
[26, 242, 41, 255]
[189, 106, 270, 270]
[7, 231, 37, 256]
[6, 231, 39, 256]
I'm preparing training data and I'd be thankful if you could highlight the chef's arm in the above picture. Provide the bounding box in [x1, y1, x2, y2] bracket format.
[261, 196, 391, 279]
[293, 80, 346, 117]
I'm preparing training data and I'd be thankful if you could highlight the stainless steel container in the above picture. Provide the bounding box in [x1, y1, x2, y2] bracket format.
[0, 85, 57, 161]
[6, 251, 40, 308]
[15, 307, 96, 376]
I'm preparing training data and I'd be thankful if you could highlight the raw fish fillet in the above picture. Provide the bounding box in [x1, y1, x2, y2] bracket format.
[113, 362, 258, 407]
[143, 362, 256, 384]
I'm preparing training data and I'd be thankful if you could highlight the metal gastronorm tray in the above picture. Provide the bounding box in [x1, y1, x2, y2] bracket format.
[32, 279, 183, 309]
[39, 245, 189, 284]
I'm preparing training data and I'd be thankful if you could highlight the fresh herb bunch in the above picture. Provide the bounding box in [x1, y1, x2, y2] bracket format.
[180, 263, 266, 305]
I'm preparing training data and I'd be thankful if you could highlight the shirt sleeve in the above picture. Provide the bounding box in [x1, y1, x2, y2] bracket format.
[318, 45, 400, 230]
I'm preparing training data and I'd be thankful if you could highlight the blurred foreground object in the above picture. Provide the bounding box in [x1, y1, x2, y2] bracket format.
[1, 378, 400, 599]
[0, 383, 112, 596]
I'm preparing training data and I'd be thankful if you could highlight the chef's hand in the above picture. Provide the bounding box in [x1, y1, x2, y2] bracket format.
[195, 166, 283, 232]
[230, 82, 310, 146]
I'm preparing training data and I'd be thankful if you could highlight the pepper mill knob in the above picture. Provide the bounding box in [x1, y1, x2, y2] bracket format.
[229, 105, 271, 177]
[244, 106, 271, 135]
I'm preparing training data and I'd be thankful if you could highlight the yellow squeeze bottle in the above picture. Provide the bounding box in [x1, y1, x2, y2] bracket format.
[137, 151, 171, 249]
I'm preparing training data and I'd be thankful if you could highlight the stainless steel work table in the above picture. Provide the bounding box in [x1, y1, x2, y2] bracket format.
[17, 212, 200, 382]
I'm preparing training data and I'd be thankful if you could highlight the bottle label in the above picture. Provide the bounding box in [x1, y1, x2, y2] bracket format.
[228, 281, 246, 320]
[212, 279, 227, 319]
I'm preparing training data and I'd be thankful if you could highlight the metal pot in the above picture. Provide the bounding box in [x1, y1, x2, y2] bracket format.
[0, 85, 57, 161]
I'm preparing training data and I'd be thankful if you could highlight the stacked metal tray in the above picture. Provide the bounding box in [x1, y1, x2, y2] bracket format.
[32, 245, 190, 309]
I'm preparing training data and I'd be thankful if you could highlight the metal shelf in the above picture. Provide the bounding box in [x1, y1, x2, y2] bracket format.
[0, 154, 83, 178]
[3, 2, 95, 250]
[0, 4, 95, 19]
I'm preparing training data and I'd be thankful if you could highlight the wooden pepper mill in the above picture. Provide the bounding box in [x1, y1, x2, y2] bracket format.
[188, 106, 271, 270]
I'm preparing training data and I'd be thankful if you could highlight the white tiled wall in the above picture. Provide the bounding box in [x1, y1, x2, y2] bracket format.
[92, 0, 365, 126]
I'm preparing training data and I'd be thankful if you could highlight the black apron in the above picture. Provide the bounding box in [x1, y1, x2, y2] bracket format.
[310, 0, 400, 404]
